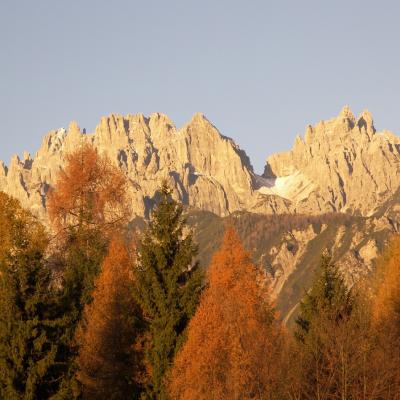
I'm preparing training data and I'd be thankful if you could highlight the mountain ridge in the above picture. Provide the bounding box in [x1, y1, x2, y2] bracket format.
[1, 106, 400, 223]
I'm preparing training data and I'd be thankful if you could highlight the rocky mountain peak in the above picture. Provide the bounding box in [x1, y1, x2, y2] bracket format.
[262, 107, 400, 215]
[183, 112, 216, 134]
[1, 108, 400, 222]
[149, 112, 175, 126]
[68, 120, 81, 136]
[338, 104, 355, 122]
[148, 112, 176, 136]
[0, 113, 258, 220]
[357, 109, 375, 137]
[189, 112, 207, 123]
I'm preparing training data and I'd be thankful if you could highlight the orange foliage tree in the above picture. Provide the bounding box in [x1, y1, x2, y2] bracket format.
[371, 235, 400, 397]
[47, 143, 130, 235]
[46, 145, 133, 396]
[76, 237, 143, 399]
[168, 227, 284, 400]
[373, 235, 400, 333]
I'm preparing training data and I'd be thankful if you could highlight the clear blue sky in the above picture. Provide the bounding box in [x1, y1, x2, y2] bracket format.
[1, 0, 399, 173]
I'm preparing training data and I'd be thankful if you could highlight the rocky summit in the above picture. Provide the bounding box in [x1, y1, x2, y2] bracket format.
[1, 107, 400, 223]
[262, 106, 400, 216]
[0, 112, 257, 221]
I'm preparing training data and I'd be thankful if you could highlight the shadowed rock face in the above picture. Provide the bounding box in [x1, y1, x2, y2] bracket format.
[1, 107, 400, 223]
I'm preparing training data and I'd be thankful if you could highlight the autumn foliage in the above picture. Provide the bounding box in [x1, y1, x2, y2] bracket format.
[373, 236, 400, 331]
[44, 146, 133, 396]
[47, 143, 130, 234]
[76, 237, 142, 399]
[168, 227, 283, 400]
[371, 235, 400, 396]
[2, 142, 400, 399]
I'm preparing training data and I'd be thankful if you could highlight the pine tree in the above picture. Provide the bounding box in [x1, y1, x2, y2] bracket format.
[133, 183, 202, 399]
[76, 237, 143, 399]
[168, 227, 284, 400]
[0, 192, 60, 399]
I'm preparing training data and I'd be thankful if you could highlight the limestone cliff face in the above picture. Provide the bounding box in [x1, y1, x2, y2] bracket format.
[0, 113, 259, 220]
[2, 107, 400, 221]
[263, 106, 400, 216]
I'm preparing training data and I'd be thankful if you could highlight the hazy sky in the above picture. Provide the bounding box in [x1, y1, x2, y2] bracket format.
[1, 0, 399, 173]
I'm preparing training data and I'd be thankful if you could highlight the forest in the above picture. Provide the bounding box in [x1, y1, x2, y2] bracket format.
[0, 144, 399, 400]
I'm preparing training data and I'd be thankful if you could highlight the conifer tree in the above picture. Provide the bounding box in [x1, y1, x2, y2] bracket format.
[371, 236, 400, 396]
[292, 254, 355, 399]
[168, 227, 284, 400]
[133, 183, 202, 399]
[0, 192, 60, 399]
[373, 235, 400, 337]
[295, 254, 353, 343]
[76, 237, 143, 399]
[47, 143, 129, 235]
[46, 144, 130, 398]
[48, 143, 130, 321]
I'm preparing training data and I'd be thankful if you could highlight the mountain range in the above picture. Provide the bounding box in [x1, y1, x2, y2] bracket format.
[2, 106, 400, 320]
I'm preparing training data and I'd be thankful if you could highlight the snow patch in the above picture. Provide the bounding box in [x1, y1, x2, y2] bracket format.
[256, 171, 315, 202]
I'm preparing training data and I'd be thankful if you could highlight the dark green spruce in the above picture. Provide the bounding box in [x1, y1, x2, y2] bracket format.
[0, 195, 60, 399]
[295, 253, 353, 342]
[51, 226, 108, 399]
[133, 183, 203, 400]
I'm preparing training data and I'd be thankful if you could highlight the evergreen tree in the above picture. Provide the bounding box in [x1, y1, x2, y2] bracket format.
[51, 228, 109, 399]
[58, 227, 108, 347]
[133, 183, 202, 399]
[295, 253, 353, 343]
[0, 192, 60, 399]
[292, 254, 355, 399]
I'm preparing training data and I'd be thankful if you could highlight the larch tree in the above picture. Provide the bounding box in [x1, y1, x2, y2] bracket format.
[76, 237, 143, 400]
[373, 235, 400, 337]
[47, 143, 130, 321]
[371, 236, 400, 398]
[47, 142, 129, 235]
[133, 183, 203, 400]
[46, 144, 130, 398]
[168, 227, 284, 400]
[0, 192, 60, 398]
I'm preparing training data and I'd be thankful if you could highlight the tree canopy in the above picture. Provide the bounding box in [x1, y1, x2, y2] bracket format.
[133, 183, 202, 399]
